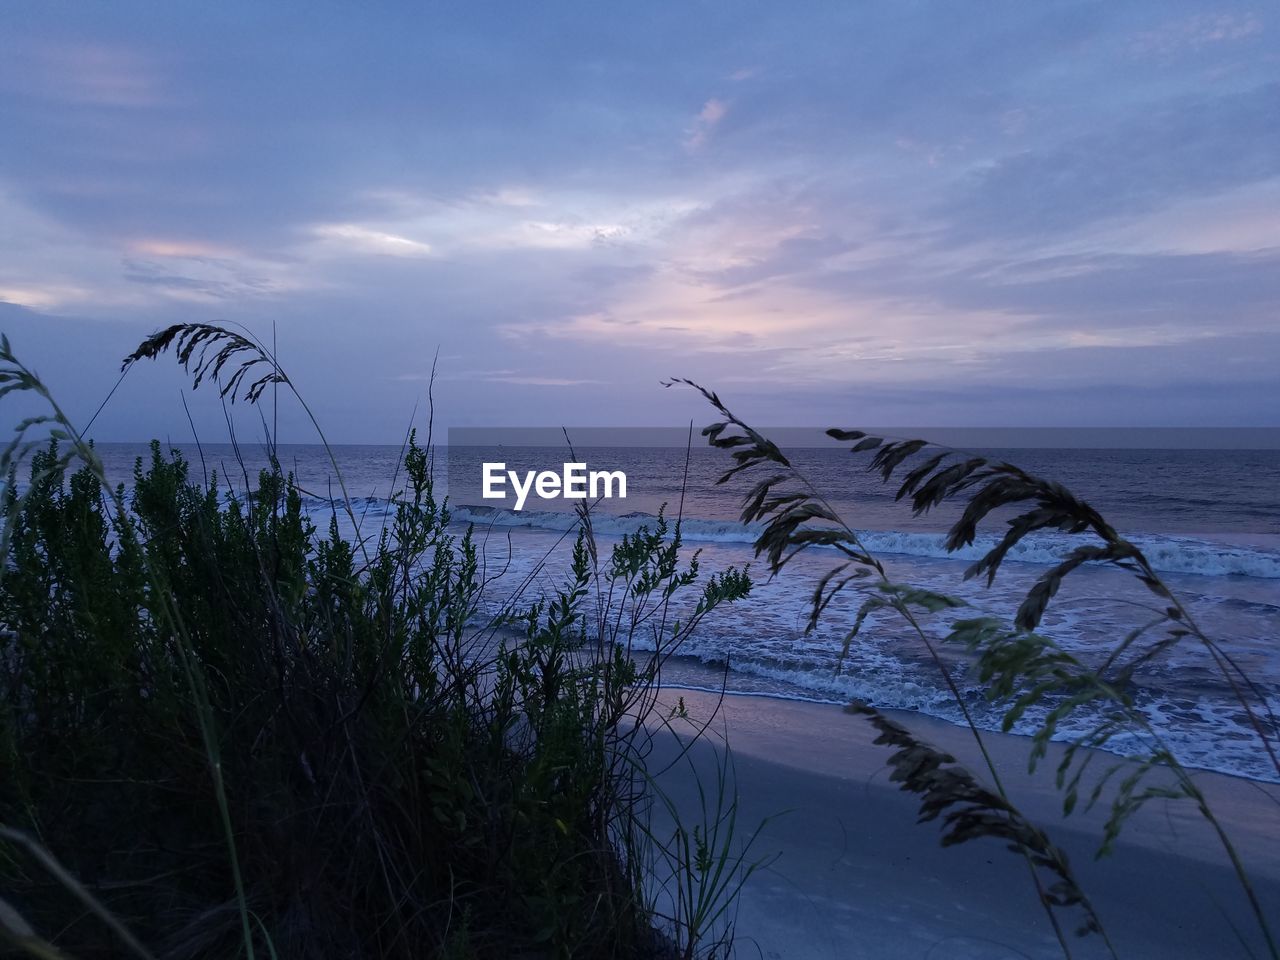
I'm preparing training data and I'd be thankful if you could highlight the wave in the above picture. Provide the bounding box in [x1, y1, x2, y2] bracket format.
[445, 504, 1280, 580]
[299, 495, 1280, 782]
[657, 669, 1280, 785]
[631, 624, 1280, 783]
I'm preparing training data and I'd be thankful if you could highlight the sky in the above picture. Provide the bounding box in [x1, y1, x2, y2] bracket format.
[1, 1, 1278, 443]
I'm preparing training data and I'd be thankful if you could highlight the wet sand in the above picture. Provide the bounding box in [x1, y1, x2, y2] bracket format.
[647, 687, 1280, 959]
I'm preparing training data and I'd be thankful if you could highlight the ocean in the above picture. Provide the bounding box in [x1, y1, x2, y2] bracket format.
[89, 440, 1280, 783]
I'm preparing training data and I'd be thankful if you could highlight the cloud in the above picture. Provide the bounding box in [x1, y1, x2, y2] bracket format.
[474, 187, 542, 208]
[685, 98, 729, 151]
[405, 368, 605, 386]
[312, 224, 434, 258]
[1131, 12, 1264, 57]
[120, 255, 291, 302]
[939, 84, 1280, 242]
[692, 233, 858, 289]
[1085, 179, 1280, 255]
[493, 220, 630, 251]
[0, 1, 1276, 436]
[0, 41, 166, 108]
[482, 375, 606, 386]
[129, 239, 240, 258]
[0, 284, 92, 310]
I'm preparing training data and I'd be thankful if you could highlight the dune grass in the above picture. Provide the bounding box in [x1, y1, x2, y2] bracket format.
[0, 332, 759, 959]
[3, 325, 1273, 959]
[673, 377, 1278, 959]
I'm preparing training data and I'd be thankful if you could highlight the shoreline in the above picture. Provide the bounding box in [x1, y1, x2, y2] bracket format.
[647, 686, 1280, 959]
[652, 668, 1280, 787]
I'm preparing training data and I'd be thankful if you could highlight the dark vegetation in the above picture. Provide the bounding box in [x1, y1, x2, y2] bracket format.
[672, 377, 1279, 959]
[0, 323, 1274, 959]
[0, 331, 757, 959]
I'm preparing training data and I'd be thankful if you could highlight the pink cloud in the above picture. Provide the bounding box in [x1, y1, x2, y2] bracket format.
[685, 97, 729, 151]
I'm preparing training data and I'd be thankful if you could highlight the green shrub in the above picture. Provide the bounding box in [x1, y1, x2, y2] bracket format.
[0, 332, 755, 960]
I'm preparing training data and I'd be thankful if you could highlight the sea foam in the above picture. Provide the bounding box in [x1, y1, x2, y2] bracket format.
[444, 504, 1280, 579]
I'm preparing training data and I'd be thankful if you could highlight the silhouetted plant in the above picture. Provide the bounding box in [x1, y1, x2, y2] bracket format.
[0, 330, 758, 960]
[673, 377, 1278, 960]
[847, 704, 1100, 937]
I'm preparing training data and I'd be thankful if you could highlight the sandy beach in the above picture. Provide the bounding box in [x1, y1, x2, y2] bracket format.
[648, 687, 1280, 960]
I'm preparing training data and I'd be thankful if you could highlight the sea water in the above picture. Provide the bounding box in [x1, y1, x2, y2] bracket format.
[89, 441, 1280, 782]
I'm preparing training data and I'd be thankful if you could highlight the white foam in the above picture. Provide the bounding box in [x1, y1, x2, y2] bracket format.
[442, 504, 1280, 580]
[658, 653, 1280, 784]
[296, 496, 1280, 783]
